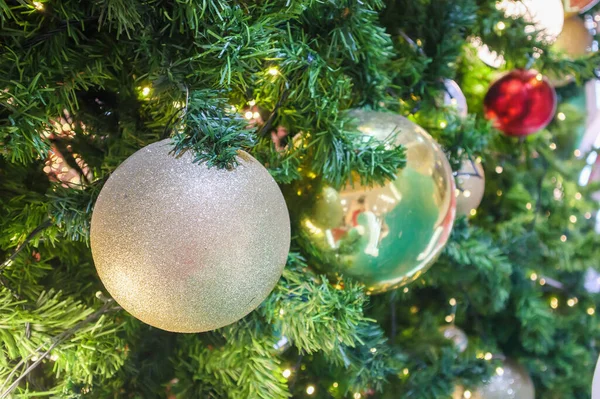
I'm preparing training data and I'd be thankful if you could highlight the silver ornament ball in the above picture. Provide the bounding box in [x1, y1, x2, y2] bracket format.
[440, 325, 468, 353]
[443, 79, 468, 118]
[91, 140, 290, 333]
[455, 159, 485, 217]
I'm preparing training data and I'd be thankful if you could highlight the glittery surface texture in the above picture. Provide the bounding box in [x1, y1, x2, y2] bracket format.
[91, 140, 290, 333]
[477, 359, 535, 399]
[453, 359, 534, 399]
[301, 110, 456, 294]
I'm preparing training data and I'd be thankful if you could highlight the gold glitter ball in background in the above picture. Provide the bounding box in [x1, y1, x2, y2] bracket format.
[91, 140, 290, 333]
[453, 358, 535, 399]
[455, 159, 485, 218]
[299, 110, 456, 294]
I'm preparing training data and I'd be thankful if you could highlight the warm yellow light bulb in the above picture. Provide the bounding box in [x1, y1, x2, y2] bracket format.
[306, 385, 315, 395]
[282, 369, 292, 378]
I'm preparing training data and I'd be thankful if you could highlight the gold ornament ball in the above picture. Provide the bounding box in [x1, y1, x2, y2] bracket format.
[300, 110, 456, 294]
[453, 359, 534, 399]
[91, 140, 290, 333]
[455, 159, 485, 217]
[554, 17, 593, 58]
[440, 325, 468, 353]
[478, 359, 535, 399]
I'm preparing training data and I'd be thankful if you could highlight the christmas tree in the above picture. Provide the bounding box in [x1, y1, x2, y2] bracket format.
[2, 0, 600, 398]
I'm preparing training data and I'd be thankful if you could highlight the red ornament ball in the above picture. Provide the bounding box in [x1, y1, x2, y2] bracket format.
[484, 69, 557, 137]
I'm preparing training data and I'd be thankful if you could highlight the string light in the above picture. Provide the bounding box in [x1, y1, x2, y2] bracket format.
[463, 391, 472, 399]
[244, 111, 253, 119]
[496, 367, 505, 376]
[470, 209, 477, 216]
[268, 67, 279, 76]
[569, 215, 577, 223]
[497, 190, 503, 196]
[567, 298, 576, 307]
[403, 368, 410, 375]
[449, 298, 457, 306]
[440, 121, 448, 128]
[282, 369, 292, 378]
[252, 112, 260, 119]
[574, 149, 582, 157]
[306, 385, 315, 395]
[33, 1, 44, 10]
[403, 287, 409, 293]
[536, 73, 543, 82]
[526, 202, 532, 210]
[141, 87, 151, 96]
[549, 143, 557, 150]
[248, 100, 256, 106]
[560, 235, 567, 242]
[410, 306, 419, 314]
[354, 393, 362, 399]
[279, 308, 285, 316]
[484, 352, 493, 361]
[539, 278, 546, 286]
[496, 21, 506, 30]
[575, 192, 582, 200]
[370, 348, 377, 353]
[550, 297, 558, 309]
[445, 315, 454, 323]
[495, 166, 503, 174]
[588, 307, 595, 315]
[530, 273, 538, 281]
[557, 112, 566, 121]
[585, 212, 592, 219]
[333, 382, 339, 388]
[463, 190, 472, 198]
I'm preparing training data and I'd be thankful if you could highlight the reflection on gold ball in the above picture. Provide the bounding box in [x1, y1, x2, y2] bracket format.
[299, 111, 456, 294]
[455, 159, 485, 217]
[91, 140, 290, 332]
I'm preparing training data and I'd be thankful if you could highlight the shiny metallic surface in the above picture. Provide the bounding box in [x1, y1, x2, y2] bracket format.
[91, 140, 290, 333]
[440, 325, 468, 353]
[455, 159, 485, 217]
[301, 111, 456, 294]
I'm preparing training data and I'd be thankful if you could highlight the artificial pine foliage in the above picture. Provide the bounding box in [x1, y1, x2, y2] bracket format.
[1, 1, 600, 398]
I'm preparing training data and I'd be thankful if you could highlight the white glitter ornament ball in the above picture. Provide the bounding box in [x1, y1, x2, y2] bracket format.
[91, 140, 290, 333]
